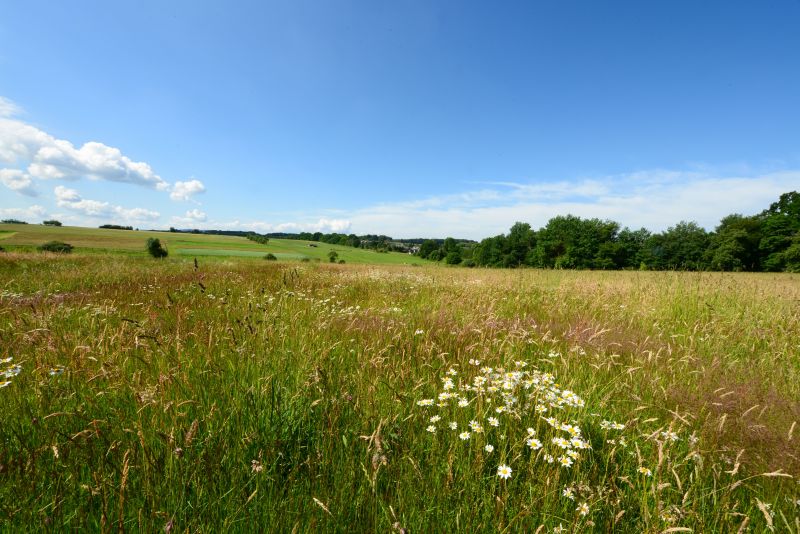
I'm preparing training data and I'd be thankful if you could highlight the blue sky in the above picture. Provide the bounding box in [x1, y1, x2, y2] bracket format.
[1, 0, 799, 239]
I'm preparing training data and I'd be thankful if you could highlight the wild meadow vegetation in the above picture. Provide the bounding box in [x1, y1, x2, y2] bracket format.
[1, 253, 799, 531]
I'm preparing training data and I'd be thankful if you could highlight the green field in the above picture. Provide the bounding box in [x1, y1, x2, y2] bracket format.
[0, 223, 428, 265]
[1, 252, 798, 532]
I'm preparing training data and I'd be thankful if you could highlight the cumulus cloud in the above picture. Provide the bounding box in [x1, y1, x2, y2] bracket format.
[54, 185, 160, 222]
[0, 204, 47, 221]
[170, 209, 208, 226]
[0, 95, 172, 192]
[0, 168, 37, 196]
[344, 170, 800, 239]
[170, 179, 206, 201]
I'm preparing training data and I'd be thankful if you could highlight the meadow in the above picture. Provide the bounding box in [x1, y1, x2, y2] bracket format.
[0, 223, 427, 265]
[1, 251, 798, 532]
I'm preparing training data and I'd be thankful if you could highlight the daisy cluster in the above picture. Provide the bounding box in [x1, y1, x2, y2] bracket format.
[416, 358, 594, 478]
[1, 357, 22, 388]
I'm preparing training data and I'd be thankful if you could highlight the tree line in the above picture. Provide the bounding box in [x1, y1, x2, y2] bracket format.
[416, 191, 800, 272]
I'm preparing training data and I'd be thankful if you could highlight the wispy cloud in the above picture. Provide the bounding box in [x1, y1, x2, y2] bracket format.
[344, 170, 799, 239]
[0, 204, 47, 220]
[54, 185, 160, 222]
[206, 218, 352, 234]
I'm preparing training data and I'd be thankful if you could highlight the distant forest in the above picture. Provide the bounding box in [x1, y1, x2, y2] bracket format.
[417, 191, 799, 272]
[165, 190, 799, 272]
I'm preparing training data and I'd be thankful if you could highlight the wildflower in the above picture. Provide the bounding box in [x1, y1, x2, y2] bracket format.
[495, 406, 506, 414]
[566, 449, 579, 460]
[429, 415, 441, 423]
[0, 380, 10, 388]
[562, 487, 575, 500]
[484, 444, 494, 453]
[558, 455, 573, 468]
[535, 404, 548, 414]
[459, 432, 471, 440]
[561, 424, 581, 436]
[416, 399, 434, 407]
[449, 422, 458, 430]
[553, 524, 565, 533]
[552, 437, 570, 449]
[544, 454, 555, 463]
[426, 425, 436, 433]
[487, 417, 500, 427]
[442, 378, 455, 391]
[660, 430, 680, 442]
[660, 510, 677, 522]
[526, 438, 542, 450]
[638, 466, 652, 477]
[447, 367, 457, 376]
[0, 357, 11, 364]
[496, 464, 512, 479]
[414, 329, 424, 335]
[49, 367, 65, 376]
[2, 364, 21, 378]
[251, 460, 263, 473]
[576, 502, 589, 516]
[457, 398, 469, 408]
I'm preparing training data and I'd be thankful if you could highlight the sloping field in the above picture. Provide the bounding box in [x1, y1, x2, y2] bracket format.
[0, 223, 427, 265]
[0, 254, 798, 531]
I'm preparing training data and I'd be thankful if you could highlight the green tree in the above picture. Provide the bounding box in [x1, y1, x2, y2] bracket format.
[706, 214, 762, 271]
[643, 221, 709, 270]
[758, 191, 800, 271]
[418, 240, 439, 259]
[328, 250, 339, 263]
[146, 238, 168, 258]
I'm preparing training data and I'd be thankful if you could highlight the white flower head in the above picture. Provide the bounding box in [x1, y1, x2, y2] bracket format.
[496, 464, 512, 479]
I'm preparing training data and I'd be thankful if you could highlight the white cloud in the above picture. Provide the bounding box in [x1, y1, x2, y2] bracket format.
[0, 168, 37, 196]
[170, 179, 206, 201]
[54, 185, 160, 222]
[0, 204, 47, 221]
[0, 95, 171, 191]
[208, 217, 352, 234]
[170, 209, 208, 226]
[344, 170, 800, 239]
[0, 97, 23, 118]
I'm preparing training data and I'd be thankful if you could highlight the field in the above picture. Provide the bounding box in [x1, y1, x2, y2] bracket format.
[1, 251, 799, 532]
[0, 223, 427, 265]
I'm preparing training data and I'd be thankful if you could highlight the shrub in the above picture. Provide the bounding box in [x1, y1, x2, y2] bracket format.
[338, 259, 345, 264]
[42, 220, 62, 226]
[264, 253, 277, 261]
[38, 241, 73, 253]
[328, 251, 339, 263]
[146, 238, 168, 258]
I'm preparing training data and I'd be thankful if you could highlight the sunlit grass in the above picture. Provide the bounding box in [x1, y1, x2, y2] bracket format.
[0, 253, 797, 531]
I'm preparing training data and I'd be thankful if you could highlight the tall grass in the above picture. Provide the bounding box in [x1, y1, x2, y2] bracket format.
[0, 253, 797, 531]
